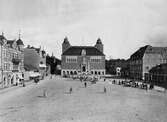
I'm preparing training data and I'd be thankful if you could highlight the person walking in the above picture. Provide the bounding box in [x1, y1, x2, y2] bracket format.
[84, 82, 87, 88]
[104, 87, 107, 93]
[69, 87, 72, 94]
[43, 89, 47, 97]
[22, 79, 26, 87]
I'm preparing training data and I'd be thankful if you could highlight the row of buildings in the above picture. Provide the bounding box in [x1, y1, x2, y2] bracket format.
[0, 33, 24, 88]
[60, 36, 167, 88]
[129, 45, 167, 87]
[114, 45, 167, 88]
[0, 33, 48, 88]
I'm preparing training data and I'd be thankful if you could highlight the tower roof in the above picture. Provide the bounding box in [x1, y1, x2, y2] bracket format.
[96, 38, 102, 44]
[16, 38, 24, 45]
[0, 34, 6, 40]
[63, 37, 70, 44]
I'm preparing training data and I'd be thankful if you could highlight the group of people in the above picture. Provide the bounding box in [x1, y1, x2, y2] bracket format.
[69, 81, 107, 94]
[112, 79, 150, 91]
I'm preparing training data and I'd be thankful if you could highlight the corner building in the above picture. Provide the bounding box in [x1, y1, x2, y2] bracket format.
[61, 37, 105, 76]
[130, 45, 167, 80]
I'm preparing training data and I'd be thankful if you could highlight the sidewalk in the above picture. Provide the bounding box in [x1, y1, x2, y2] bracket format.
[0, 80, 34, 94]
[0, 75, 52, 94]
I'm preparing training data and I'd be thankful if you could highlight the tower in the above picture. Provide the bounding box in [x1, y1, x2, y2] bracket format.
[16, 32, 24, 51]
[95, 38, 103, 53]
[62, 37, 71, 53]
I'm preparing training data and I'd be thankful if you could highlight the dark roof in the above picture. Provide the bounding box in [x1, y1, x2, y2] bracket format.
[62, 46, 105, 56]
[0, 35, 5, 45]
[16, 38, 24, 45]
[7, 40, 15, 48]
[130, 45, 150, 60]
[96, 38, 102, 44]
[24, 64, 38, 71]
[63, 37, 70, 44]
[0, 35, 6, 40]
[131, 45, 167, 61]
[27, 46, 40, 53]
[149, 63, 167, 74]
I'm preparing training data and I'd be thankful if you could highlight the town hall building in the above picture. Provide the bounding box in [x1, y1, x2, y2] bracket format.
[61, 37, 105, 76]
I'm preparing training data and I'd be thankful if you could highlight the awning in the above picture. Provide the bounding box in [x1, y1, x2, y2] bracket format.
[39, 64, 47, 68]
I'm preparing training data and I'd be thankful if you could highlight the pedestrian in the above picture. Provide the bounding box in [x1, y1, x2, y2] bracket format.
[22, 80, 26, 87]
[43, 89, 47, 97]
[104, 87, 106, 93]
[69, 87, 72, 94]
[145, 84, 148, 91]
[84, 82, 87, 88]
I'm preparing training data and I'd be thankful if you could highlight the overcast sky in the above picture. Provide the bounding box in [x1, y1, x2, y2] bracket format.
[0, 0, 167, 59]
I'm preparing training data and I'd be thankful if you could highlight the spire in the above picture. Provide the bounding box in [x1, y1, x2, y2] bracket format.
[16, 30, 24, 46]
[19, 29, 21, 39]
[63, 36, 69, 44]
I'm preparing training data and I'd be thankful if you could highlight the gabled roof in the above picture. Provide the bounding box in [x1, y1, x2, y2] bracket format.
[131, 45, 167, 61]
[0, 35, 5, 45]
[62, 46, 105, 56]
[130, 45, 150, 60]
[7, 40, 15, 48]
[0, 35, 6, 40]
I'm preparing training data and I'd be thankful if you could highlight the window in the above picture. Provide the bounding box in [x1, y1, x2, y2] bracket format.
[90, 56, 102, 63]
[66, 56, 77, 63]
[81, 49, 86, 56]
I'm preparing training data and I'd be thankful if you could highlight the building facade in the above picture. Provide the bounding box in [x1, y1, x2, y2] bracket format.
[61, 37, 105, 76]
[24, 46, 46, 79]
[0, 34, 24, 88]
[149, 64, 167, 88]
[130, 45, 167, 80]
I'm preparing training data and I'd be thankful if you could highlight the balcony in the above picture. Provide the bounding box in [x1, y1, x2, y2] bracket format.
[12, 58, 21, 65]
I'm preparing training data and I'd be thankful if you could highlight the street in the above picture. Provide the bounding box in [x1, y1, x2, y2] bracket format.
[0, 77, 167, 122]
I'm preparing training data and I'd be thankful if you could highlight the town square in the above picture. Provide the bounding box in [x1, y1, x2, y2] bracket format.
[0, 0, 167, 122]
[0, 76, 167, 122]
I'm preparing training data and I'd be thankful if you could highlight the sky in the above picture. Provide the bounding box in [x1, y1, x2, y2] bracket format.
[0, 0, 167, 59]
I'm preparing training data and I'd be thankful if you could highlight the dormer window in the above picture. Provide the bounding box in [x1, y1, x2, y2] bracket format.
[81, 49, 86, 56]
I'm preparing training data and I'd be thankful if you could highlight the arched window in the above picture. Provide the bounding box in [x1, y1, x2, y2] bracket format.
[95, 71, 97, 75]
[98, 71, 101, 75]
[91, 71, 93, 74]
[70, 71, 73, 75]
[63, 71, 65, 75]
[74, 71, 77, 75]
